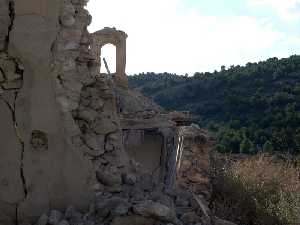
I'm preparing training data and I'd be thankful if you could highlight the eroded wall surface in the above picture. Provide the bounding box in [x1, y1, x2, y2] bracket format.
[0, 0, 127, 224]
[177, 127, 212, 194]
[0, 1, 195, 224]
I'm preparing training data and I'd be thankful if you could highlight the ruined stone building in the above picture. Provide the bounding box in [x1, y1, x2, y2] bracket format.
[0, 1, 237, 225]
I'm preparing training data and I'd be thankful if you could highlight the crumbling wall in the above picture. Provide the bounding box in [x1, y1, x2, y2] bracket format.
[0, 2, 25, 223]
[0, 0, 128, 224]
[0, 1, 239, 225]
[176, 127, 212, 195]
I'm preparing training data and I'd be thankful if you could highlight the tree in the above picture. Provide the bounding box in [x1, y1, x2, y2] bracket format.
[128, 55, 300, 154]
[240, 138, 254, 154]
[263, 141, 273, 153]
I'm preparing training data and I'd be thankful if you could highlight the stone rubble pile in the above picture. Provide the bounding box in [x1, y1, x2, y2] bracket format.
[33, 171, 237, 225]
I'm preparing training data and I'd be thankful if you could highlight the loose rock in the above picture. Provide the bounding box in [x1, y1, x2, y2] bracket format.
[133, 200, 179, 225]
[35, 214, 48, 225]
[48, 210, 63, 225]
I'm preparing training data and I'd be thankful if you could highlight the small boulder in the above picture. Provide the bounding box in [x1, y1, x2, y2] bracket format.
[111, 215, 156, 225]
[150, 191, 174, 208]
[122, 173, 137, 185]
[96, 170, 122, 187]
[78, 108, 98, 122]
[137, 174, 155, 191]
[57, 220, 69, 225]
[180, 212, 201, 224]
[133, 200, 180, 225]
[35, 214, 48, 225]
[111, 201, 131, 217]
[64, 206, 82, 224]
[48, 210, 63, 225]
[92, 117, 118, 135]
[95, 196, 128, 218]
[175, 197, 189, 207]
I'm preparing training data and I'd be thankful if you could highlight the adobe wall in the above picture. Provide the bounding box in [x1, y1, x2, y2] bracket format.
[0, 0, 127, 224]
[0, 1, 197, 224]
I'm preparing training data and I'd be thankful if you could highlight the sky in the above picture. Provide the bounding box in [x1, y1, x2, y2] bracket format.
[86, 0, 300, 75]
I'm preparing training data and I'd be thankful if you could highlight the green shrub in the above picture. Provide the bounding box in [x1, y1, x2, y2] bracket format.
[263, 141, 274, 153]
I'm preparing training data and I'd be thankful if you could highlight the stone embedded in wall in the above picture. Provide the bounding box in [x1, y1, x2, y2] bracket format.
[60, 1, 76, 27]
[0, 53, 24, 91]
[11, 0, 97, 220]
[93, 116, 118, 135]
[30, 130, 48, 151]
[72, 79, 123, 160]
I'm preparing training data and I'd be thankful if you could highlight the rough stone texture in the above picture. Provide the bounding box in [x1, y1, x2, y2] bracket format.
[0, 0, 103, 224]
[133, 200, 180, 225]
[0, 1, 238, 225]
[110, 215, 156, 225]
[96, 170, 122, 187]
[180, 212, 201, 224]
[35, 214, 48, 225]
[177, 126, 212, 195]
[115, 85, 193, 186]
[10, 0, 97, 223]
[48, 210, 63, 225]
[214, 217, 238, 225]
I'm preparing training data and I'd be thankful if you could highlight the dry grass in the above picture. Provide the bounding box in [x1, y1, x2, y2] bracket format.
[211, 154, 300, 225]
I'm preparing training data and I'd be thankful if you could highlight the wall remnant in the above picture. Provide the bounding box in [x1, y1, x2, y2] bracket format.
[91, 27, 128, 87]
[0, 1, 238, 225]
[1, 0, 112, 224]
[114, 86, 193, 187]
[176, 125, 213, 194]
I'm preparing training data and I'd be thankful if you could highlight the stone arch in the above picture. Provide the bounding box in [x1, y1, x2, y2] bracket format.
[91, 27, 128, 87]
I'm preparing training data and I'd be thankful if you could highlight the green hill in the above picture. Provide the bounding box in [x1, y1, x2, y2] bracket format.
[128, 55, 300, 154]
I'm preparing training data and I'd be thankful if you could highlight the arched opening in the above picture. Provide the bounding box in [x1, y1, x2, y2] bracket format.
[91, 27, 128, 87]
[100, 43, 116, 74]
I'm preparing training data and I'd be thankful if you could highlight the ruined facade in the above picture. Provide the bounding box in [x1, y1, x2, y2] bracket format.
[0, 1, 238, 225]
[0, 0, 123, 223]
[90, 26, 193, 187]
[0, 0, 186, 223]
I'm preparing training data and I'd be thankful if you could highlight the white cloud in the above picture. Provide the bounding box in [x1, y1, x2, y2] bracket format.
[87, 0, 298, 75]
[247, 0, 300, 21]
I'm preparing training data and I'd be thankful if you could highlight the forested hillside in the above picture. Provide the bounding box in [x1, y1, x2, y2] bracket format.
[128, 55, 300, 154]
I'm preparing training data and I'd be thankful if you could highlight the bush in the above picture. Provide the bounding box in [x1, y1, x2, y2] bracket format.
[263, 141, 274, 153]
[240, 138, 254, 154]
[211, 154, 300, 225]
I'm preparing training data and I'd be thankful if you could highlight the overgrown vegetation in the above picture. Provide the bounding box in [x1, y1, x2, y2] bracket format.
[210, 154, 300, 225]
[128, 55, 300, 154]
